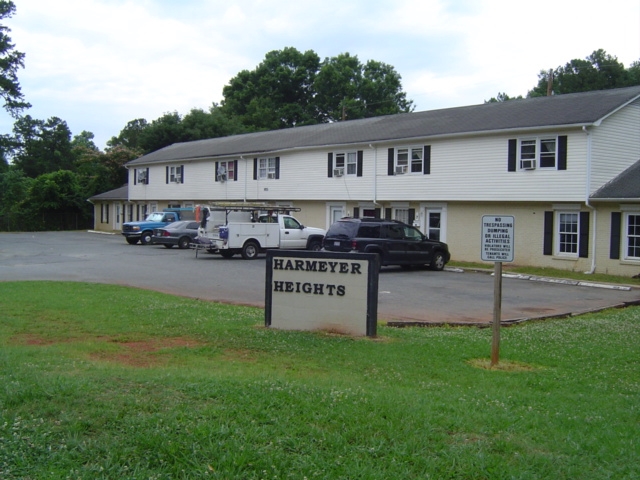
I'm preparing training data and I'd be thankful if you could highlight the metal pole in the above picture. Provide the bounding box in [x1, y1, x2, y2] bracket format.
[491, 261, 502, 366]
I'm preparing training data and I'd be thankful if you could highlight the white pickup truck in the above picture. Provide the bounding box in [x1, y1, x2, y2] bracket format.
[194, 205, 326, 259]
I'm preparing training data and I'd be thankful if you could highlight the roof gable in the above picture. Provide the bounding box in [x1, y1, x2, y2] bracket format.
[591, 160, 640, 200]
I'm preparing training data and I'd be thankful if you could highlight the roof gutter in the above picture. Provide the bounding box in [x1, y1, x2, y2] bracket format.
[583, 125, 597, 274]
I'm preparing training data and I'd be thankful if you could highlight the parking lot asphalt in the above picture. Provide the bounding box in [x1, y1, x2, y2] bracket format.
[1, 231, 639, 326]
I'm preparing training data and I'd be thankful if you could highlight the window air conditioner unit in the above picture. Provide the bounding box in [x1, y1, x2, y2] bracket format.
[395, 165, 407, 175]
[267, 172, 276, 179]
[333, 167, 344, 177]
[217, 173, 227, 182]
[520, 159, 536, 170]
[173, 176, 182, 183]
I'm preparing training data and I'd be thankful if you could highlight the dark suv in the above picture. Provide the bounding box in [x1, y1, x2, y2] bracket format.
[322, 217, 451, 270]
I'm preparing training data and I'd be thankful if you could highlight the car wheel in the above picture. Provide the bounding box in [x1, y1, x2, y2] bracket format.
[140, 232, 153, 245]
[163, 244, 174, 249]
[241, 241, 259, 260]
[220, 250, 235, 259]
[178, 237, 190, 249]
[430, 251, 446, 271]
[308, 240, 322, 251]
[125, 237, 139, 245]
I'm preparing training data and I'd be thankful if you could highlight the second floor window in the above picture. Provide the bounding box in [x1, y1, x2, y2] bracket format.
[396, 147, 423, 174]
[335, 152, 357, 175]
[259, 157, 277, 179]
[520, 138, 557, 169]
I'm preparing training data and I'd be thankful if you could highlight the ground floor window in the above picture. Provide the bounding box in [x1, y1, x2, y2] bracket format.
[394, 208, 409, 224]
[558, 212, 579, 255]
[101, 204, 109, 223]
[626, 213, 640, 259]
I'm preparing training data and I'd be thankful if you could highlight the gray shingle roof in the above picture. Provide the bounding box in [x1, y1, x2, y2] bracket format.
[591, 160, 640, 199]
[127, 86, 640, 166]
[88, 185, 128, 201]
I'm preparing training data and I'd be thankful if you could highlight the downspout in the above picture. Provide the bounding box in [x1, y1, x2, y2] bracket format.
[583, 125, 597, 274]
[241, 156, 246, 203]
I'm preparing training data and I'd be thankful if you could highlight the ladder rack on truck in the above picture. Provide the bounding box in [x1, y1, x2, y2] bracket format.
[191, 203, 302, 257]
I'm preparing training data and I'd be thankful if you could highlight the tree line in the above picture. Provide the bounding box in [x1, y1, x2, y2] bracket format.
[0, 0, 638, 231]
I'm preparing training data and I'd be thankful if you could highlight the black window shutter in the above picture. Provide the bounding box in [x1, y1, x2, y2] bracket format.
[508, 139, 517, 172]
[610, 212, 622, 259]
[543, 211, 553, 255]
[275, 157, 280, 179]
[146, 168, 149, 184]
[423, 145, 431, 175]
[180, 165, 184, 183]
[215, 162, 219, 182]
[328, 153, 333, 177]
[385, 208, 392, 219]
[388, 148, 395, 176]
[558, 135, 567, 170]
[408, 208, 416, 225]
[166, 166, 169, 184]
[134, 169, 137, 185]
[353, 207, 360, 219]
[374, 208, 381, 218]
[233, 160, 238, 181]
[357, 150, 363, 177]
[579, 211, 589, 258]
[253, 158, 257, 180]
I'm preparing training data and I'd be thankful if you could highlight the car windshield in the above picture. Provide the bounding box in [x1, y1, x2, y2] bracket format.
[326, 221, 359, 238]
[145, 212, 165, 222]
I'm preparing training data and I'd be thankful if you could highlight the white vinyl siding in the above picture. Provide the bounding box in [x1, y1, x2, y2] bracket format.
[590, 101, 640, 192]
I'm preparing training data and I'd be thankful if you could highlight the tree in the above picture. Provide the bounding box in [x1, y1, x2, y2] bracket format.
[20, 169, 90, 230]
[222, 48, 414, 129]
[181, 104, 246, 141]
[222, 47, 322, 130]
[10, 115, 74, 177]
[137, 111, 183, 153]
[0, 1, 29, 117]
[529, 49, 632, 97]
[485, 92, 523, 103]
[106, 118, 149, 151]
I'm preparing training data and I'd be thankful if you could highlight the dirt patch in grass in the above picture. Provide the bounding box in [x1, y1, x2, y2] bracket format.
[467, 358, 541, 372]
[9, 334, 206, 368]
[221, 348, 259, 363]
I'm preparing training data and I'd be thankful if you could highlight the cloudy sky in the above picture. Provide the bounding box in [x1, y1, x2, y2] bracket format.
[2, 0, 639, 150]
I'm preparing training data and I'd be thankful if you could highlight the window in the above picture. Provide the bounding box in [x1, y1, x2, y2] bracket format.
[557, 212, 579, 255]
[217, 161, 235, 181]
[626, 214, 640, 259]
[259, 157, 277, 179]
[394, 208, 409, 224]
[167, 165, 183, 183]
[519, 138, 557, 168]
[427, 211, 441, 241]
[101, 204, 109, 223]
[283, 217, 301, 229]
[335, 152, 357, 175]
[396, 147, 423, 174]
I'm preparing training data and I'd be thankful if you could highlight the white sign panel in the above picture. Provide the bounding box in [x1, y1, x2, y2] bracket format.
[481, 215, 514, 262]
[265, 251, 379, 337]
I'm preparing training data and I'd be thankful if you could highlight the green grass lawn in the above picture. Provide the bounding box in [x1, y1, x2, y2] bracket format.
[1, 281, 639, 479]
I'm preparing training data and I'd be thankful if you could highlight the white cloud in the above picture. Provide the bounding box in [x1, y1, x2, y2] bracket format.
[1, 0, 638, 148]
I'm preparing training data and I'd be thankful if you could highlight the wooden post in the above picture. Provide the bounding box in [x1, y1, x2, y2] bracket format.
[491, 261, 502, 366]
